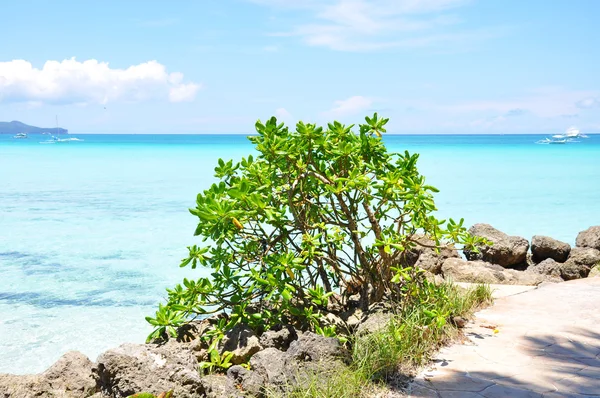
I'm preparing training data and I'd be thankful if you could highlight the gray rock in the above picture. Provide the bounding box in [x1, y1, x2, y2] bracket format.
[527, 258, 563, 278]
[286, 332, 347, 363]
[202, 374, 242, 398]
[220, 324, 263, 365]
[259, 325, 297, 351]
[567, 247, 600, 267]
[227, 365, 264, 397]
[442, 258, 549, 285]
[0, 351, 96, 398]
[249, 333, 349, 395]
[560, 261, 591, 280]
[531, 235, 571, 263]
[342, 308, 365, 330]
[43, 351, 97, 396]
[356, 311, 394, 336]
[463, 224, 529, 268]
[94, 341, 204, 397]
[249, 347, 288, 388]
[527, 258, 590, 281]
[404, 235, 460, 275]
[576, 226, 600, 250]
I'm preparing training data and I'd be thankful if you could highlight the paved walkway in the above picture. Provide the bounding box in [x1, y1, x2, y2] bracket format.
[409, 278, 600, 397]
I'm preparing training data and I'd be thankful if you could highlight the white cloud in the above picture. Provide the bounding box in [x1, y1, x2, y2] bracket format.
[325, 96, 373, 117]
[251, 0, 502, 51]
[0, 58, 200, 105]
[275, 107, 292, 119]
[576, 97, 599, 109]
[440, 88, 600, 119]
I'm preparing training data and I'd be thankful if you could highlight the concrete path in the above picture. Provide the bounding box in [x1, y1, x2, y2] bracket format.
[409, 278, 600, 397]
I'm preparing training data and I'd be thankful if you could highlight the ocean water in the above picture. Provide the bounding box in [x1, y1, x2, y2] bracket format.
[1, 133, 599, 374]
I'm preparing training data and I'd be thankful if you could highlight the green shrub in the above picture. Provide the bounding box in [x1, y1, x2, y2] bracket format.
[146, 114, 484, 342]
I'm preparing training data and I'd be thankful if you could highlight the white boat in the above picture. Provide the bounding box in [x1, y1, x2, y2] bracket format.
[41, 116, 82, 144]
[13, 132, 28, 139]
[537, 127, 589, 144]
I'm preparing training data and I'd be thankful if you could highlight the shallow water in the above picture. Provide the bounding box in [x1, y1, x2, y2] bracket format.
[1, 133, 599, 373]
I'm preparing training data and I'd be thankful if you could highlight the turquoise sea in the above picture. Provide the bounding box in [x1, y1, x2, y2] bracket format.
[1, 133, 599, 374]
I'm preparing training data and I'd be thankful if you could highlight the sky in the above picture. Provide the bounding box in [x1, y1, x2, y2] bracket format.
[0, 0, 599, 134]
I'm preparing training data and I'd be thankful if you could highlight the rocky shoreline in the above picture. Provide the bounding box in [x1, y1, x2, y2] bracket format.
[2, 224, 599, 398]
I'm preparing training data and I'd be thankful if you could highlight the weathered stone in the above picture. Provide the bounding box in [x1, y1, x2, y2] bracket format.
[202, 374, 242, 398]
[227, 365, 264, 397]
[567, 247, 600, 267]
[0, 374, 50, 398]
[409, 236, 461, 275]
[442, 258, 549, 285]
[559, 261, 591, 280]
[249, 347, 288, 387]
[286, 332, 348, 363]
[576, 226, 600, 250]
[527, 258, 563, 278]
[356, 311, 394, 335]
[527, 258, 590, 281]
[43, 351, 97, 396]
[340, 306, 365, 330]
[589, 266, 600, 278]
[94, 341, 204, 397]
[259, 325, 297, 351]
[423, 270, 446, 285]
[0, 351, 96, 398]
[531, 235, 571, 263]
[463, 224, 529, 268]
[220, 324, 263, 365]
[507, 269, 556, 285]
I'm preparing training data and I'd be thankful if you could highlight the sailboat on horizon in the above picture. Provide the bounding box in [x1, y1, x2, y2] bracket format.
[41, 116, 83, 144]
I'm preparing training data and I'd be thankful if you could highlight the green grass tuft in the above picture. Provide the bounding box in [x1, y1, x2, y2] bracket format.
[268, 282, 494, 398]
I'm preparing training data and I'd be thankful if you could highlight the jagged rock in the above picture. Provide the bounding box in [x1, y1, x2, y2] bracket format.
[94, 341, 204, 397]
[442, 258, 548, 285]
[259, 325, 297, 351]
[356, 311, 394, 335]
[527, 258, 563, 278]
[286, 332, 347, 363]
[527, 258, 590, 281]
[340, 306, 365, 330]
[404, 235, 460, 275]
[248, 333, 349, 395]
[43, 351, 97, 395]
[220, 324, 263, 365]
[567, 247, 600, 267]
[0, 374, 48, 398]
[0, 351, 96, 398]
[423, 270, 446, 285]
[249, 347, 288, 388]
[463, 224, 529, 268]
[560, 261, 591, 280]
[202, 374, 242, 398]
[576, 226, 600, 250]
[227, 365, 264, 397]
[531, 235, 571, 263]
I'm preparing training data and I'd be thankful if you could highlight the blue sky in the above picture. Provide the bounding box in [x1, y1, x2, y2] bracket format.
[0, 0, 598, 134]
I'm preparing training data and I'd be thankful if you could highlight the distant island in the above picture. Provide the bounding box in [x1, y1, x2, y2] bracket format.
[0, 121, 68, 135]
